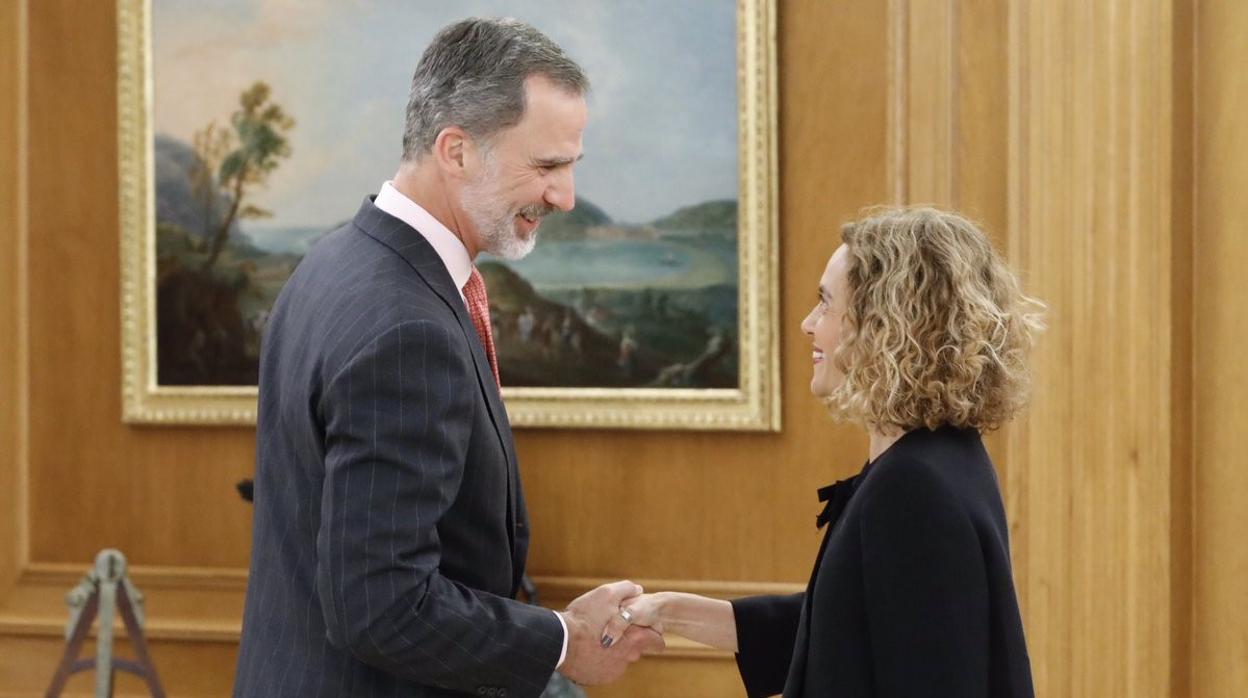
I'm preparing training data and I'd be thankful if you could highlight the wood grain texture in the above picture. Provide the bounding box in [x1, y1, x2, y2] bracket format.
[1005, 1, 1177, 695]
[1192, 0, 1248, 694]
[0, 0, 26, 593]
[904, 0, 958, 205]
[1168, 2, 1194, 696]
[0, 634, 238, 698]
[955, 0, 1009, 244]
[23, 1, 257, 570]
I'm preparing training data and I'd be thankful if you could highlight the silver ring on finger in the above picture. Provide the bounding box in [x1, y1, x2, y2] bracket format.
[618, 607, 634, 624]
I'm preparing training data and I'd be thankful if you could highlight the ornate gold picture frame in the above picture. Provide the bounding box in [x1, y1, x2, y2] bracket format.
[118, 0, 778, 430]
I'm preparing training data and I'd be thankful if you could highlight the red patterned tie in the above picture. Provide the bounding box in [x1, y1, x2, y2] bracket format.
[463, 266, 501, 388]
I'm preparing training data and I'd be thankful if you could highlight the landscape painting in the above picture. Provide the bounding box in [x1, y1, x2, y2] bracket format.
[478, 197, 738, 389]
[120, 0, 779, 428]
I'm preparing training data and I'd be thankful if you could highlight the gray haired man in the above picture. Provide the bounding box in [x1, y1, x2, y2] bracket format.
[234, 18, 662, 698]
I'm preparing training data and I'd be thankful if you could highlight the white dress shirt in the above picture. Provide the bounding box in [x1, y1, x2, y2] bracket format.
[374, 181, 473, 302]
[372, 181, 571, 669]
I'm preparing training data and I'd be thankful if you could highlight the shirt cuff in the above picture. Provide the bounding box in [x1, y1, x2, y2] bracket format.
[554, 610, 570, 668]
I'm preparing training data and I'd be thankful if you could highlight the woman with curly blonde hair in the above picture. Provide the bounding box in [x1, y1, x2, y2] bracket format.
[603, 207, 1043, 697]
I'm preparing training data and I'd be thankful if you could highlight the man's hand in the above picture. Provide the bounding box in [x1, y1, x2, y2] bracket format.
[557, 580, 666, 685]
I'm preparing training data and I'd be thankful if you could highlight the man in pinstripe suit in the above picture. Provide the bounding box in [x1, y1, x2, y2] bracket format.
[234, 18, 663, 697]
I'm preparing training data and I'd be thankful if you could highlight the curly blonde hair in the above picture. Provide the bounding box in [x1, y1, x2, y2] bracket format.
[826, 206, 1045, 432]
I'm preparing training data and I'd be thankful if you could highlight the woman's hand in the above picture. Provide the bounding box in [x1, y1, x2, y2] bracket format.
[599, 592, 666, 648]
[599, 591, 739, 652]
[596, 591, 738, 654]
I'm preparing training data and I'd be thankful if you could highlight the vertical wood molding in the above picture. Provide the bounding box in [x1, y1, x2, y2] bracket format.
[1168, 1, 1193, 696]
[1193, 0, 1248, 694]
[1006, 1, 1176, 696]
[906, 0, 958, 205]
[887, 0, 960, 207]
[1003, 0, 1033, 678]
[0, 0, 28, 592]
[885, 0, 908, 203]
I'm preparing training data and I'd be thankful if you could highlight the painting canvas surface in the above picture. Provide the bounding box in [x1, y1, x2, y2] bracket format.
[151, 0, 739, 389]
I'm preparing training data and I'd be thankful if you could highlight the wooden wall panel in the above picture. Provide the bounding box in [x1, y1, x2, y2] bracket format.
[1004, 1, 1177, 696]
[896, 0, 958, 205]
[955, 1, 1009, 240]
[1192, 0, 1248, 694]
[24, 0, 256, 569]
[0, 635, 238, 697]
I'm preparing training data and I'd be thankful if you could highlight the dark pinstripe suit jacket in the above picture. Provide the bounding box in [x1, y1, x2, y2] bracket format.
[234, 198, 563, 698]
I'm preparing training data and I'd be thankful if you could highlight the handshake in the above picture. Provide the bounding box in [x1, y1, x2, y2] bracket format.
[554, 580, 666, 686]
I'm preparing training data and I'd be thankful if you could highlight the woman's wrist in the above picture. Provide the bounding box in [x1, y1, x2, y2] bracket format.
[649, 591, 677, 628]
[653, 592, 703, 636]
[646, 592, 737, 651]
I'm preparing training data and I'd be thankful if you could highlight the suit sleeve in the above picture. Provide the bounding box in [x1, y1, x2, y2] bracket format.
[316, 319, 562, 698]
[731, 593, 804, 698]
[859, 463, 990, 697]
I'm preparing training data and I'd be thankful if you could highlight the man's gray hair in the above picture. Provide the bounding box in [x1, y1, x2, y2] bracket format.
[402, 17, 589, 161]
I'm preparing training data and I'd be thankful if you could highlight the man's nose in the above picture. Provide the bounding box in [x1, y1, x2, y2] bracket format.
[545, 170, 576, 212]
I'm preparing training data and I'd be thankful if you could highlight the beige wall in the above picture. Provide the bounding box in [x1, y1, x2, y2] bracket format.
[1, 1, 1245, 696]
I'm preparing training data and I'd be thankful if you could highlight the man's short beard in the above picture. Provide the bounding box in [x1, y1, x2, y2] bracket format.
[462, 151, 543, 261]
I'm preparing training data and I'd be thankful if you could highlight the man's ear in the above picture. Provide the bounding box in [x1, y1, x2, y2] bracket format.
[432, 126, 470, 177]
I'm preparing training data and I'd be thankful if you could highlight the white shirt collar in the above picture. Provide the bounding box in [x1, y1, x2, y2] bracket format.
[374, 181, 473, 299]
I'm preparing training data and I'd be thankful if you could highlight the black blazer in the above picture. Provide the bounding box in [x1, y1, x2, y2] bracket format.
[234, 198, 562, 698]
[732, 426, 1034, 697]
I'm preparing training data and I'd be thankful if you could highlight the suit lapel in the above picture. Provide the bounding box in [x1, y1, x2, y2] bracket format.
[351, 197, 521, 552]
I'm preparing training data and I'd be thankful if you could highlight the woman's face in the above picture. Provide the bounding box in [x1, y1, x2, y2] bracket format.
[800, 245, 851, 398]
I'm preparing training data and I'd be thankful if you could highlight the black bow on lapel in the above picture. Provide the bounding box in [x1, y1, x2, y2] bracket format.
[815, 475, 859, 530]
[783, 471, 866, 698]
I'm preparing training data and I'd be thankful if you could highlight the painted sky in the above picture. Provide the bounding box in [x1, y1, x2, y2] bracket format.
[152, 0, 738, 232]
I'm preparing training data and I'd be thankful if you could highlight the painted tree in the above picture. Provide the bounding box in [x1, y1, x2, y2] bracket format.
[193, 81, 295, 271]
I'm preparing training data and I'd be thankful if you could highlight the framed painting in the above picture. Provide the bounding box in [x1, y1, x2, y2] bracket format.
[118, 0, 778, 430]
